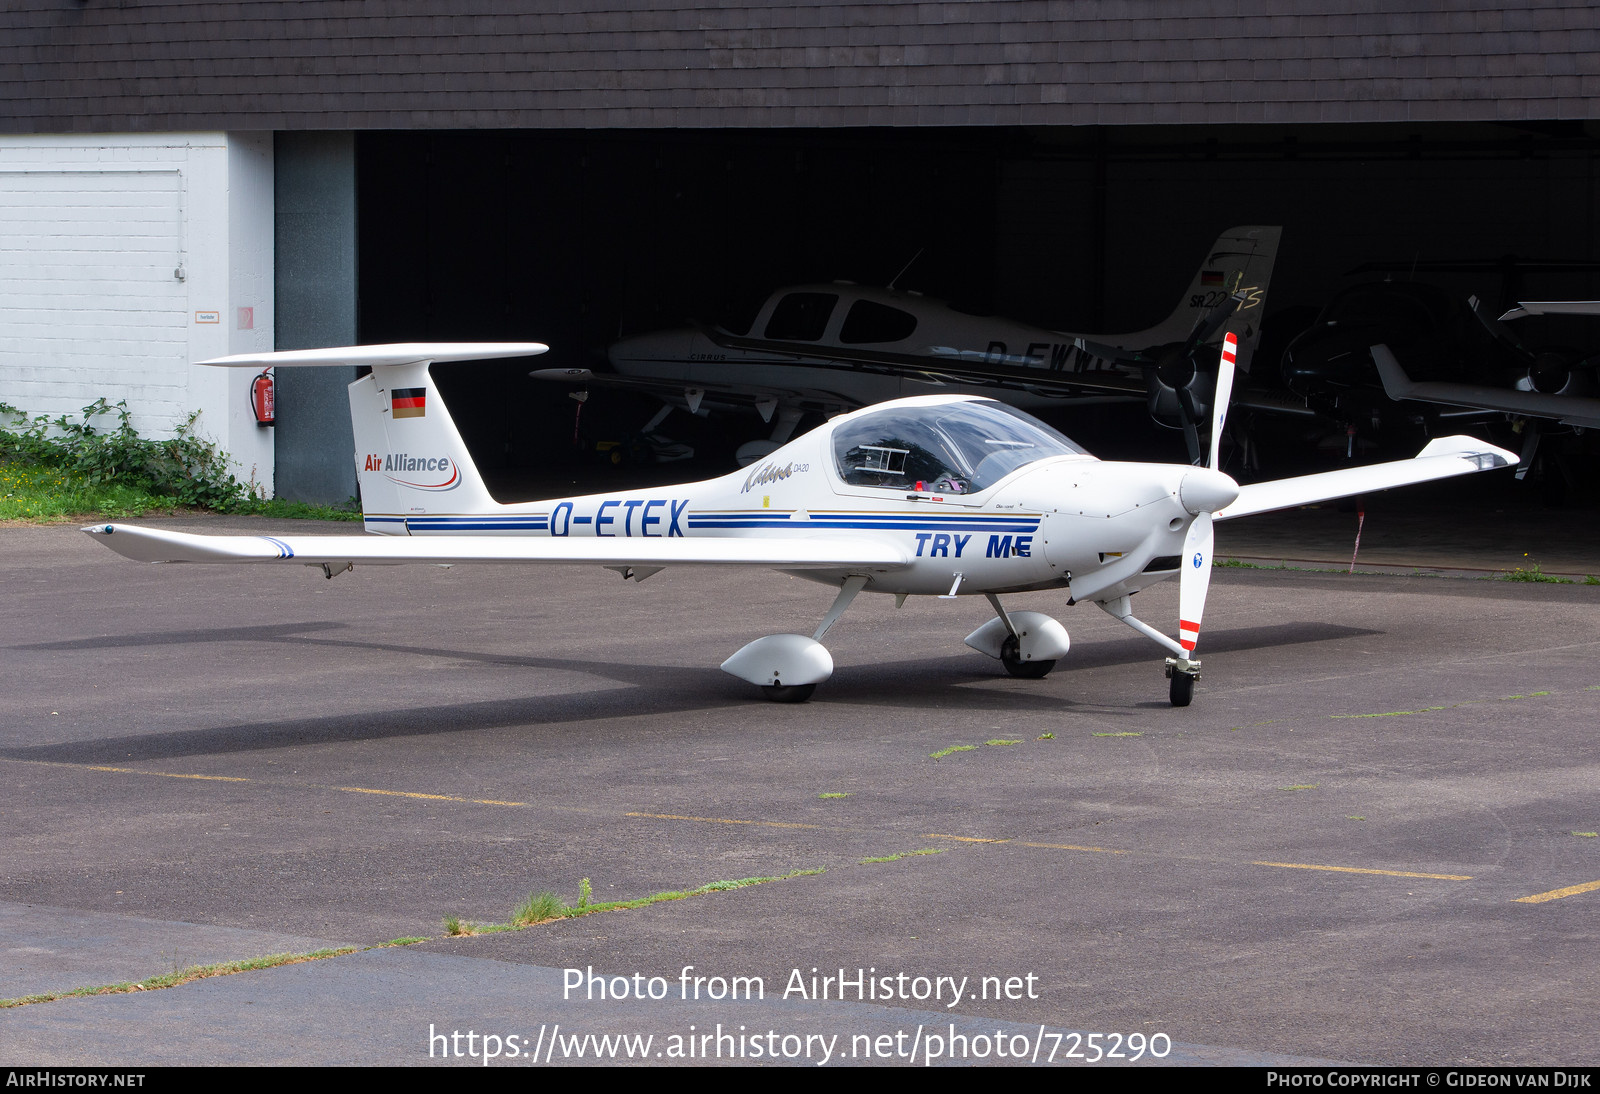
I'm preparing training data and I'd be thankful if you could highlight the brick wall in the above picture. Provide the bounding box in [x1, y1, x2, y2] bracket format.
[3, 1, 1596, 132]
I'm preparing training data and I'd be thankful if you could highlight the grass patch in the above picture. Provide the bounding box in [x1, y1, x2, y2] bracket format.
[1499, 559, 1571, 583]
[0, 398, 359, 522]
[0, 947, 358, 1009]
[1037, 732, 1055, 740]
[1092, 731, 1142, 737]
[818, 792, 850, 799]
[860, 849, 946, 864]
[985, 739, 1022, 747]
[930, 745, 977, 759]
[1280, 784, 1319, 791]
[511, 890, 570, 927]
[1333, 691, 1551, 719]
[1346, 815, 1367, 821]
[1574, 832, 1598, 838]
[3, 870, 830, 1010]
[446, 870, 823, 940]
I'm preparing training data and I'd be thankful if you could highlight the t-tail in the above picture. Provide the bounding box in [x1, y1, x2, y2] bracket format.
[200, 343, 548, 534]
[1116, 225, 1281, 369]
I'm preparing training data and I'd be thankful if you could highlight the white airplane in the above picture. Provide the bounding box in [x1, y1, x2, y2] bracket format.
[85, 336, 1514, 707]
[534, 226, 1282, 465]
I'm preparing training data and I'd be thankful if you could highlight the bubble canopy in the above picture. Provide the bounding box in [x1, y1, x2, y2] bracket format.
[832, 399, 1090, 494]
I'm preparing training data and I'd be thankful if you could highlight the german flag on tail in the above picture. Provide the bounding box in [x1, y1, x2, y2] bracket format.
[392, 387, 426, 418]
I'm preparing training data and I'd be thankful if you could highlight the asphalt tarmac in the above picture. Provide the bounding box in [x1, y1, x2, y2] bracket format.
[2, 504, 1598, 1066]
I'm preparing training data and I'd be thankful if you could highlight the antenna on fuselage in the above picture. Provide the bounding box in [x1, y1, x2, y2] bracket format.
[887, 248, 928, 292]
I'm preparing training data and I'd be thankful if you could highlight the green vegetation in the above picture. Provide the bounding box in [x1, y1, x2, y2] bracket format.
[1333, 691, 1550, 720]
[446, 870, 824, 938]
[510, 890, 569, 927]
[1500, 561, 1571, 584]
[1036, 732, 1055, 740]
[1092, 731, 1142, 737]
[0, 947, 359, 1009]
[985, 739, 1022, 747]
[818, 792, 850, 799]
[2, 868, 826, 1010]
[1574, 832, 1598, 838]
[859, 848, 945, 864]
[929, 745, 977, 759]
[0, 398, 358, 522]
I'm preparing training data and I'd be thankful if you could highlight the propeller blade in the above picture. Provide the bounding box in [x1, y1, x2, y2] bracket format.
[1178, 513, 1215, 656]
[1208, 332, 1237, 470]
[1176, 384, 1203, 465]
[1183, 290, 1245, 356]
[1470, 294, 1533, 358]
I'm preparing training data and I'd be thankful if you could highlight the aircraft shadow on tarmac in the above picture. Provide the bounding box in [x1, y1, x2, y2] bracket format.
[4, 620, 1375, 766]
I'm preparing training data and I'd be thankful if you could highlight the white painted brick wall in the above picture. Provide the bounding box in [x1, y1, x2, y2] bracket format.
[0, 133, 275, 495]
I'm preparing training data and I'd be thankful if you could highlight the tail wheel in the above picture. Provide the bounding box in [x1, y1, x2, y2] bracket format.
[1001, 635, 1055, 680]
[1169, 671, 1195, 707]
[761, 683, 816, 703]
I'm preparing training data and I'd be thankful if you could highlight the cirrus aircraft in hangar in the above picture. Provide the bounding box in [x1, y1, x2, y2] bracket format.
[85, 333, 1513, 707]
[533, 226, 1285, 467]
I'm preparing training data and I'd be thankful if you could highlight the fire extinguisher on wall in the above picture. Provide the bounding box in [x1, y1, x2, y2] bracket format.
[251, 369, 275, 426]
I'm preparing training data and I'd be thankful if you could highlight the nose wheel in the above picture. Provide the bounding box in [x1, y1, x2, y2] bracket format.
[1164, 657, 1200, 707]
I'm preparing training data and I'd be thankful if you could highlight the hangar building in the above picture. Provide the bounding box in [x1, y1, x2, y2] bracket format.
[3, 2, 1597, 501]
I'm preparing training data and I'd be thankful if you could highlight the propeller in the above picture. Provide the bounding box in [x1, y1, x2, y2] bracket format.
[1148, 291, 1245, 464]
[1170, 332, 1240, 704]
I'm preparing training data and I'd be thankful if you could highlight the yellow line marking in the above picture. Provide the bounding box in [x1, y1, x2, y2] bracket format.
[1254, 861, 1472, 881]
[84, 766, 249, 783]
[331, 786, 528, 807]
[1515, 879, 1600, 904]
[1018, 842, 1129, 855]
[925, 834, 1011, 843]
[626, 812, 822, 830]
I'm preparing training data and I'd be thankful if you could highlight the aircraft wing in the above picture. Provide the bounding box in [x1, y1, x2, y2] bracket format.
[693, 325, 1149, 395]
[529, 367, 860, 417]
[1373, 344, 1600, 428]
[1500, 301, 1600, 320]
[82, 524, 910, 570]
[1215, 436, 1517, 521]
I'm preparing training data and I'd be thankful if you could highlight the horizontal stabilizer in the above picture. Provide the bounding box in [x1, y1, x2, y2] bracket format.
[200, 343, 548, 369]
[83, 524, 908, 570]
[1216, 436, 1516, 521]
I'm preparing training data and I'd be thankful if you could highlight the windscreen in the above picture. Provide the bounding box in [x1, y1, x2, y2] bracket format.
[833, 400, 1087, 494]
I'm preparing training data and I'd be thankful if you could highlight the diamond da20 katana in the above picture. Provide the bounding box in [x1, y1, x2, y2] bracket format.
[84, 337, 1514, 706]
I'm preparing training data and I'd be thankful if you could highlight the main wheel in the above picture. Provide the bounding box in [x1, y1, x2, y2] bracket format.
[761, 682, 816, 703]
[1001, 635, 1055, 679]
[1169, 671, 1195, 707]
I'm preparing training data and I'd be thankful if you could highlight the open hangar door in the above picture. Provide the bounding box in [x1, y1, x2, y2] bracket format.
[355, 124, 1600, 497]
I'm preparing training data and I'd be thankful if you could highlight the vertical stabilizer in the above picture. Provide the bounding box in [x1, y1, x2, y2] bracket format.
[197, 342, 547, 535]
[1118, 226, 1282, 371]
[349, 364, 498, 533]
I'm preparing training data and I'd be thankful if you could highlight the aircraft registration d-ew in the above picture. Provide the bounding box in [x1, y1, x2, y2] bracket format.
[85, 338, 1515, 707]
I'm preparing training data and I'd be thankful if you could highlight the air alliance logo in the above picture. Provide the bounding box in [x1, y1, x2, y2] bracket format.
[362, 452, 460, 491]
